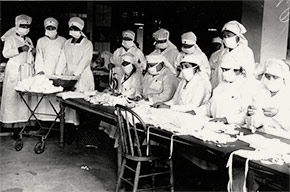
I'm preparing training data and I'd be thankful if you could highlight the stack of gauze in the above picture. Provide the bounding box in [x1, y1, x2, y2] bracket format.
[15, 75, 63, 93]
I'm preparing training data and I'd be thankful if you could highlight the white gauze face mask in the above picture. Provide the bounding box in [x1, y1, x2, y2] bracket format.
[45, 30, 57, 38]
[156, 42, 168, 50]
[181, 45, 196, 54]
[223, 69, 238, 83]
[223, 36, 238, 49]
[181, 66, 197, 81]
[17, 27, 30, 36]
[69, 30, 81, 39]
[148, 63, 161, 75]
[122, 40, 134, 49]
[122, 63, 134, 75]
[264, 77, 284, 92]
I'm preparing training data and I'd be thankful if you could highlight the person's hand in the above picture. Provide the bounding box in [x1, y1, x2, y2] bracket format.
[152, 102, 170, 109]
[31, 48, 36, 55]
[21, 45, 30, 52]
[108, 63, 115, 70]
[186, 110, 196, 116]
[37, 71, 45, 75]
[129, 95, 143, 102]
[210, 117, 228, 124]
[73, 74, 81, 80]
[246, 105, 257, 116]
[262, 107, 278, 117]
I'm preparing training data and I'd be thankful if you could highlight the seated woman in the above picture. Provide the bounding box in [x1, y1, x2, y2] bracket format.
[115, 53, 143, 98]
[153, 55, 212, 112]
[139, 54, 178, 103]
[194, 52, 257, 125]
[246, 58, 290, 138]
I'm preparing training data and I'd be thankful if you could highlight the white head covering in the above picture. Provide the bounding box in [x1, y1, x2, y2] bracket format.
[220, 52, 242, 70]
[68, 17, 84, 30]
[181, 31, 197, 45]
[15, 14, 32, 26]
[153, 28, 170, 40]
[180, 54, 201, 66]
[146, 53, 176, 74]
[222, 20, 248, 46]
[122, 30, 135, 40]
[222, 20, 247, 36]
[264, 58, 289, 79]
[1, 14, 32, 42]
[44, 17, 58, 28]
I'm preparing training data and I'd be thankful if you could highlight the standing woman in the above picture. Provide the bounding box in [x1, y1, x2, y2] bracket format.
[34, 17, 66, 121]
[55, 17, 95, 143]
[0, 14, 35, 129]
[56, 17, 94, 93]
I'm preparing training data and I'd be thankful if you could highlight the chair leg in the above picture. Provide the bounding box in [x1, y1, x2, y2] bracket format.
[169, 159, 174, 192]
[116, 159, 126, 192]
[152, 161, 156, 192]
[133, 162, 141, 192]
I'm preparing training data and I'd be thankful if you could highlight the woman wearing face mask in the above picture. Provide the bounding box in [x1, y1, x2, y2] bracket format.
[211, 20, 255, 90]
[175, 31, 211, 78]
[55, 17, 95, 128]
[140, 54, 178, 103]
[56, 17, 94, 93]
[153, 55, 211, 112]
[150, 28, 179, 69]
[115, 53, 143, 98]
[0, 14, 35, 130]
[35, 17, 66, 76]
[110, 30, 146, 85]
[33, 17, 67, 122]
[246, 58, 290, 138]
[194, 52, 256, 126]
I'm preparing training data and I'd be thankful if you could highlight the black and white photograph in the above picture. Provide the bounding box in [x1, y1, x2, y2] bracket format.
[0, 0, 290, 191]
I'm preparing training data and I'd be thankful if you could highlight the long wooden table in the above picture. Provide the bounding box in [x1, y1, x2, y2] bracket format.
[57, 97, 290, 191]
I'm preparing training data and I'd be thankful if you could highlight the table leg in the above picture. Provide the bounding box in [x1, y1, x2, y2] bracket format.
[59, 102, 66, 149]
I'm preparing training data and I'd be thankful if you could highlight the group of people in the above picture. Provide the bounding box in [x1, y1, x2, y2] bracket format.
[1, 14, 290, 140]
[0, 15, 94, 127]
[109, 21, 290, 140]
[1, 13, 290, 192]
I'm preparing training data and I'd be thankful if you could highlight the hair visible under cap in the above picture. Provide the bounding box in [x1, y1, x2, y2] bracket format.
[222, 20, 247, 36]
[122, 30, 135, 40]
[68, 17, 84, 31]
[264, 58, 289, 78]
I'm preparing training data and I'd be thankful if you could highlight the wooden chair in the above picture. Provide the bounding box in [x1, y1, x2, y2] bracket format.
[115, 104, 174, 192]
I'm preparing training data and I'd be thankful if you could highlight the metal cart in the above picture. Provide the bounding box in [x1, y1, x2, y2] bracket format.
[15, 90, 61, 154]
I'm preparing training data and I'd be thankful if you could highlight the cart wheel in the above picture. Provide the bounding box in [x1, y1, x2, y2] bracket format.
[15, 139, 23, 151]
[34, 141, 45, 154]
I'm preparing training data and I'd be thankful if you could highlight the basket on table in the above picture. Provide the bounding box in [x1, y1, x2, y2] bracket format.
[49, 75, 78, 91]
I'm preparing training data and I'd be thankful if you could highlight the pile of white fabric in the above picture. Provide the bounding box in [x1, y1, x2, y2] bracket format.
[132, 105, 239, 144]
[85, 92, 130, 107]
[15, 75, 63, 93]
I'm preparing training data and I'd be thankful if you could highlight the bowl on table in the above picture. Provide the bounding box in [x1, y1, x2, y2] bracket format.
[49, 75, 78, 91]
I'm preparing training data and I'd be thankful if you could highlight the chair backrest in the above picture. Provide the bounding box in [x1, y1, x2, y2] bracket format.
[115, 104, 148, 157]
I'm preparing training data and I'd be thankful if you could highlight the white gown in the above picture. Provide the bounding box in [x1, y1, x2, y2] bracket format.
[56, 36, 95, 125]
[142, 68, 179, 103]
[0, 33, 34, 124]
[197, 76, 255, 126]
[167, 72, 212, 112]
[34, 35, 66, 122]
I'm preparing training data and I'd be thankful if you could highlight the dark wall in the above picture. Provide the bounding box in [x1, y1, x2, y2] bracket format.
[1, 1, 243, 62]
